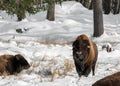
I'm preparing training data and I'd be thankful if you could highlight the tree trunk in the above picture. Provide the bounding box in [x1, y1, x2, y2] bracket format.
[46, 0, 55, 21]
[93, 0, 104, 37]
[17, 12, 26, 21]
[112, 0, 120, 14]
[16, 2, 26, 21]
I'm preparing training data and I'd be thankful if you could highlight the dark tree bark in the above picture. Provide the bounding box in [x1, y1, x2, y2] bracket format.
[46, 0, 55, 21]
[17, 11, 26, 21]
[16, 1, 26, 21]
[112, 0, 120, 14]
[102, 0, 112, 14]
[93, 0, 104, 37]
[77, 0, 120, 14]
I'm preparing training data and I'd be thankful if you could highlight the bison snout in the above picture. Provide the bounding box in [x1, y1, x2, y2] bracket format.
[76, 52, 84, 60]
[25, 65, 30, 69]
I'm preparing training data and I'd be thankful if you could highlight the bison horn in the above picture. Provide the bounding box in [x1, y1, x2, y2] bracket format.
[87, 45, 90, 48]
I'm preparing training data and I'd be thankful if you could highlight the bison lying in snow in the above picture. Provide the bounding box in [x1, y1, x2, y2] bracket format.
[72, 34, 98, 77]
[0, 54, 30, 75]
[92, 72, 120, 86]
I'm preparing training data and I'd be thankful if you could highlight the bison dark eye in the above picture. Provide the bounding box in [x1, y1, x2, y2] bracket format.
[83, 40, 89, 46]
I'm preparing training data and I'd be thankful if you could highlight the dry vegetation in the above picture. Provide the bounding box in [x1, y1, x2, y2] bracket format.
[28, 56, 74, 82]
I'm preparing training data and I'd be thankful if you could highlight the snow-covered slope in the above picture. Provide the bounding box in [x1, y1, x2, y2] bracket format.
[0, 1, 120, 86]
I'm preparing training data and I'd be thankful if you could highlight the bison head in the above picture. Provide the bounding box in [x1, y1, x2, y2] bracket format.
[13, 54, 30, 73]
[73, 34, 91, 61]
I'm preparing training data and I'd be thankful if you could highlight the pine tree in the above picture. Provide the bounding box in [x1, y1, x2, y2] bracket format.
[0, 0, 63, 21]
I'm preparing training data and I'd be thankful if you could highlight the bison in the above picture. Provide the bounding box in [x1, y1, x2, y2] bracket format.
[0, 54, 30, 75]
[92, 72, 120, 86]
[72, 34, 98, 77]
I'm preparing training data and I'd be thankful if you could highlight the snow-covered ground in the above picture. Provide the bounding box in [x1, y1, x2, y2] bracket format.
[0, 1, 120, 86]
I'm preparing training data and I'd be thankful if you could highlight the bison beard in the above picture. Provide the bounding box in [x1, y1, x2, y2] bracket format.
[0, 54, 30, 75]
[72, 34, 98, 77]
[92, 72, 120, 86]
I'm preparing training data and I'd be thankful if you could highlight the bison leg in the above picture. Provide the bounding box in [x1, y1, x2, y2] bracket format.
[83, 66, 91, 77]
[74, 61, 82, 77]
[92, 60, 97, 76]
[92, 64, 95, 76]
[92, 55, 97, 76]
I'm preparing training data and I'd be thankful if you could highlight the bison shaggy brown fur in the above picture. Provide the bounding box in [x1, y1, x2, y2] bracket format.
[92, 72, 120, 86]
[0, 54, 30, 75]
[72, 34, 98, 77]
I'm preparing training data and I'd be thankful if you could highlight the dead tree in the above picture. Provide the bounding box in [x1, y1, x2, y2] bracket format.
[93, 0, 104, 37]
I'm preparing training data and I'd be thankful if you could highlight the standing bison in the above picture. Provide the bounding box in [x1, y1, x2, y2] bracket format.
[92, 72, 120, 86]
[0, 54, 30, 75]
[72, 34, 98, 77]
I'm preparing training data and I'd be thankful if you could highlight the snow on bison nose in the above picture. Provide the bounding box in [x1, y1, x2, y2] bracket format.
[0, 54, 30, 75]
